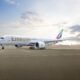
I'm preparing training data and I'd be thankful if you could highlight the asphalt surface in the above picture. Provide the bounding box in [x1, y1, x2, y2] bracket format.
[0, 47, 80, 80]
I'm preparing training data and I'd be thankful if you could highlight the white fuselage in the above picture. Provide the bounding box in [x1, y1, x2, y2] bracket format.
[0, 29, 64, 49]
[0, 36, 31, 45]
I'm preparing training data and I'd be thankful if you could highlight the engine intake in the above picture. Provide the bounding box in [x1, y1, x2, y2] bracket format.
[35, 41, 45, 49]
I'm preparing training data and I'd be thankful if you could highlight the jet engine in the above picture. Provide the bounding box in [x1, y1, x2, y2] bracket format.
[29, 41, 46, 49]
[15, 44, 22, 48]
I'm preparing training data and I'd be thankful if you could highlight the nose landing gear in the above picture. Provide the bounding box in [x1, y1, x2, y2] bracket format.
[2, 46, 4, 50]
[0, 44, 4, 50]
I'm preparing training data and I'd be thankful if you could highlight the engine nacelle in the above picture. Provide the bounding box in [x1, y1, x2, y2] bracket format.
[35, 41, 45, 49]
[15, 44, 22, 48]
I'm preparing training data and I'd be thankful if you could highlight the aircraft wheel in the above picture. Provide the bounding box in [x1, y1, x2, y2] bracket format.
[2, 46, 4, 50]
[29, 46, 35, 50]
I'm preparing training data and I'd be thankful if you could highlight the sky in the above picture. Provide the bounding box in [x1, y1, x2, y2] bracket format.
[0, 0, 80, 45]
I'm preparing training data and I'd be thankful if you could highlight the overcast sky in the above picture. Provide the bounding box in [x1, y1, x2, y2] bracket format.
[0, 0, 80, 44]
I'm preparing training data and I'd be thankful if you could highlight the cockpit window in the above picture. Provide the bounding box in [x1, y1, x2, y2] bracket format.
[0, 37, 4, 39]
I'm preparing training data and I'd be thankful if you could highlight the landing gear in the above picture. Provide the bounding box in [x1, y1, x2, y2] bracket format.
[29, 46, 45, 50]
[29, 46, 35, 50]
[2, 46, 4, 50]
[0, 44, 4, 50]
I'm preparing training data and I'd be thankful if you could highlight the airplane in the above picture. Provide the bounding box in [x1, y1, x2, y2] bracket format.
[0, 29, 64, 50]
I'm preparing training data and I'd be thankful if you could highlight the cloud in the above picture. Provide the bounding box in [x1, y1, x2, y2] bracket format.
[70, 25, 80, 38]
[5, 0, 20, 6]
[33, 0, 80, 24]
[1, 10, 80, 39]
[0, 11, 75, 38]
[64, 24, 80, 39]
[0, 11, 49, 36]
[70, 25, 80, 32]
[0, 11, 46, 29]
[5, 0, 15, 4]
[20, 11, 47, 27]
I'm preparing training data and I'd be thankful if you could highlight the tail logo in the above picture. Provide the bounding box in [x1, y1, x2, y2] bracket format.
[56, 29, 63, 39]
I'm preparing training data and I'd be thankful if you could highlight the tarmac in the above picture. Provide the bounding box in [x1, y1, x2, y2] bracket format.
[0, 46, 80, 80]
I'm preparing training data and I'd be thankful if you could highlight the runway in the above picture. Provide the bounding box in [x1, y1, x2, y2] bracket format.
[0, 47, 80, 80]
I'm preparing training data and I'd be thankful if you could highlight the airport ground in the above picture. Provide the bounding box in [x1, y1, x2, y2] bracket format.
[0, 46, 80, 80]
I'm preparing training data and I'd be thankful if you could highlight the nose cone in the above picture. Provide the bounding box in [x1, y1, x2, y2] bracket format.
[0, 37, 5, 44]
